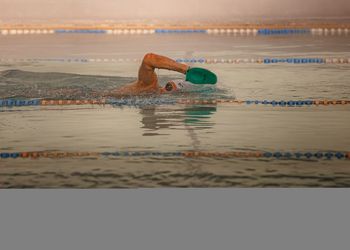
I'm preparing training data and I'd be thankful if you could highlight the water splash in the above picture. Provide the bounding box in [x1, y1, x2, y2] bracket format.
[0, 69, 231, 102]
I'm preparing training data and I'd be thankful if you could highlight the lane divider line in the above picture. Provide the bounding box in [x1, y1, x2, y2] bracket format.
[1, 99, 350, 108]
[1, 150, 349, 160]
[2, 57, 349, 64]
[1, 28, 349, 36]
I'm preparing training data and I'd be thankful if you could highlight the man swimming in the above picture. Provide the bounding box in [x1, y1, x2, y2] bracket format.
[108, 53, 216, 96]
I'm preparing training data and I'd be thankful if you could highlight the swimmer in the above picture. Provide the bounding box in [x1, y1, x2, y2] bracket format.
[108, 53, 216, 96]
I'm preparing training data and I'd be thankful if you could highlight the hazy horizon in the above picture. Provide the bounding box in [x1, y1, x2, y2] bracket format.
[1, 0, 350, 22]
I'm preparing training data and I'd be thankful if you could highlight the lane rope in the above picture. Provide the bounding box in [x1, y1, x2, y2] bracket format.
[176, 58, 350, 64]
[0, 150, 349, 160]
[1, 57, 349, 64]
[1, 28, 349, 36]
[1, 99, 350, 108]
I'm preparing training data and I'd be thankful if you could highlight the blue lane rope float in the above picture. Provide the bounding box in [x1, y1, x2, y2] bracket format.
[0, 99, 41, 107]
[2, 57, 349, 64]
[0, 150, 349, 160]
[257, 29, 310, 35]
[263, 58, 324, 64]
[1, 99, 350, 108]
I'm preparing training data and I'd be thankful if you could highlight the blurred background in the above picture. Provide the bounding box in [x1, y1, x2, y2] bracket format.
[1, 0, 349, 23]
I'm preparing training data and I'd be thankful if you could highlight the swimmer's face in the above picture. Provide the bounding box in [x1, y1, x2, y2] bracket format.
[160, 81, 177, 94]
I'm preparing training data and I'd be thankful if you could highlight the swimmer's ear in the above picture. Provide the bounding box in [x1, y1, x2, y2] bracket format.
[185, 67, 217, 84]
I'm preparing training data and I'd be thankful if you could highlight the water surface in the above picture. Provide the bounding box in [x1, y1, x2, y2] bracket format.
[1, 34, 349, 187]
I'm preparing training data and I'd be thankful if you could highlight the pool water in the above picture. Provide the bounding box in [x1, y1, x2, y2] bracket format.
[0, 33, 350, 188]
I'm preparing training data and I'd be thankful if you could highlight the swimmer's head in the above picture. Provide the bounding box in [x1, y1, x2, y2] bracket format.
[160, 80, 183, 94]
[160, 79, 216, 94]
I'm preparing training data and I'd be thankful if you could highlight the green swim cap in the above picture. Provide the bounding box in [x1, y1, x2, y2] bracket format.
[185, 67, 217, 85]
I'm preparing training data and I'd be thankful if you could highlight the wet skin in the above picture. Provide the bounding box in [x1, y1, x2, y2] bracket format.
[108, 53, 189, 97]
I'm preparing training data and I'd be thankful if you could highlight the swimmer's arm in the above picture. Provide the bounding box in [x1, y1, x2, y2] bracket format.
[141, 53, 189, 74]
[107, 53, 189, 96]
[138, 53, 189, 87]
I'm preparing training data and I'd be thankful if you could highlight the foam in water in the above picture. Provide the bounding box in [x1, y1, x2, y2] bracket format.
[0, 70, 231, 102]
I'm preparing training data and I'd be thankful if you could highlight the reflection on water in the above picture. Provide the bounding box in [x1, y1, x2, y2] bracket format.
[183, 106, 216, 150]
[140, 105, 217, 152]
[140, 105, 216, 136]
